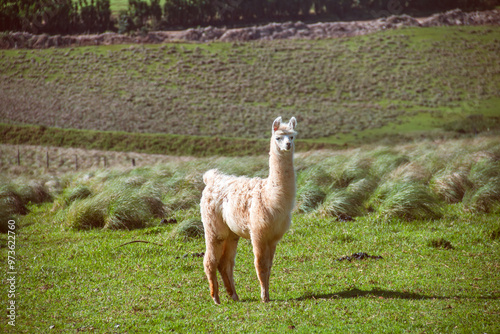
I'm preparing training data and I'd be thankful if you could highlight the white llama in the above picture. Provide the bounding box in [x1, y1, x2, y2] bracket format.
[200, 116, 297, 304]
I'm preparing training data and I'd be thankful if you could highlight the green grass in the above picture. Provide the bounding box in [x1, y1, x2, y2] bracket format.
[1, 200, 499, 333]
[1, 26, 499, 150]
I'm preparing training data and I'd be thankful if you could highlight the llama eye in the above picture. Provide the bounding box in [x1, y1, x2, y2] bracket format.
[290, 136, 294, 140]
[276, 137, 282, 141]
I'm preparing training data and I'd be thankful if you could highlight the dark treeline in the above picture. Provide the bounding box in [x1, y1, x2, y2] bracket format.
[1, 0, 499, 34]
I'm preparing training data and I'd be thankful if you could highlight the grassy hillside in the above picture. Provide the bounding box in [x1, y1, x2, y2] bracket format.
[1, 136, 499, 332]
[1, 26, 499, 149]
[0, 123, 339, 158]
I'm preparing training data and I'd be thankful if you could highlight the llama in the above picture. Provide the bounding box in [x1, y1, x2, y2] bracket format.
[200, 116, 297, 304]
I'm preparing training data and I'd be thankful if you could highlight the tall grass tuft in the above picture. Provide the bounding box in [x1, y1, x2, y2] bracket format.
[104, 193, 164, 230]
[373, 182, 442, 220]
[464, 177, 500, 213]
[464, 159, 500, 213]
[171, 218, 204, 240]
[66, 198, 106, 230]
[329, 154, 372, 189]
[319, 177, 377, 218]
[65, 185, 93, 204]
[0, 185, 28, 216]
[16, 181, 53, 204]
[432, 169, 472, 203]
[295, 181, 327, 213]
[296, 165, 333, 189]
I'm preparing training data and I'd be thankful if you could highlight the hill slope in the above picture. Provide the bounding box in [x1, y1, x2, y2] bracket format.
[1, 26, 499, 147]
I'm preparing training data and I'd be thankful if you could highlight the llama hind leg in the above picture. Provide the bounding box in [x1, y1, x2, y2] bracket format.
[252, 239, 278, 303]
[203, 236, 224, 304]
[218, 234, 240, 301]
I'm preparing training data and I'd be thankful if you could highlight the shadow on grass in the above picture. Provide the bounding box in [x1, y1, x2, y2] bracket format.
[296, 288, 500, 301]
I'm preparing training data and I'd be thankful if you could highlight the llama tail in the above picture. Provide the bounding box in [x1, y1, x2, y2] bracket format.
[203, 169, 219, 186]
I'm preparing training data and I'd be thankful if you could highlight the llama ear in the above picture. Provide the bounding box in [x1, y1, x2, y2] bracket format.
[288, 117, 297, 130]
[272, 117, 282, 132]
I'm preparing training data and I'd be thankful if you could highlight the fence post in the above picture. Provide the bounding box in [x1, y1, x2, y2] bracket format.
[75, 154, 78, 170]
[46, 151, 49, 169]
[132, 158, 136, 167]
[17, 147, 20, 166]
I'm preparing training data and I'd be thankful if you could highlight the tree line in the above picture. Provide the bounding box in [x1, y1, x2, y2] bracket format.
[1, 0, 498, 34]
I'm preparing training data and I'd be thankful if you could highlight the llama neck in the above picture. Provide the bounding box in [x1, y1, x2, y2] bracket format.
[267, 147, 296, 203]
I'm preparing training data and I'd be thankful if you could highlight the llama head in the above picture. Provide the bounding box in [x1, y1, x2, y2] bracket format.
[272, 116, 297, 153]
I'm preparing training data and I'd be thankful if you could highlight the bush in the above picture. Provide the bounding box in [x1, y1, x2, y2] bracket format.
[0, 0, 112, 34]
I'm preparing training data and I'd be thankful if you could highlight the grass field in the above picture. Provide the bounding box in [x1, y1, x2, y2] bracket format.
[1, 136, 500, 332]
[1, 26, 499, 151]
[2, 202, 499, 333]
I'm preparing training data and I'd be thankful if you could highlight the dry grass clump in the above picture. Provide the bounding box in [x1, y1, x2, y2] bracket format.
[104, 192, 165, 230]
[0, 180, 54, 229]
[432, 169, 472, 203]
[66, 197, 106, 230]
[65, 185, 93, 203]
[371, 181, 442, 220]
[295, 181, 327, 213]
[0, 184, 29, 217]
[171, 218, 204, 240]
[319, 188, 364, 218]
[4, 136, 500, 230]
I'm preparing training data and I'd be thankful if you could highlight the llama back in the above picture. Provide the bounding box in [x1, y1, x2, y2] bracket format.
[201, 169, 266, 236]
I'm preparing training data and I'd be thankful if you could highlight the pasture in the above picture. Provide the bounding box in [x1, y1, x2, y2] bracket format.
[1, 136, 500, 332]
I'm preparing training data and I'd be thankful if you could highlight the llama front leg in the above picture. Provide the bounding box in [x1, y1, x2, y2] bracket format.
[218, 235, 240, 301]
[252, 239, 278, 302]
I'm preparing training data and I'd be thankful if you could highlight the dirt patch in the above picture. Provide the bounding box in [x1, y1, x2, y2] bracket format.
[1, 9, 499, 49]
